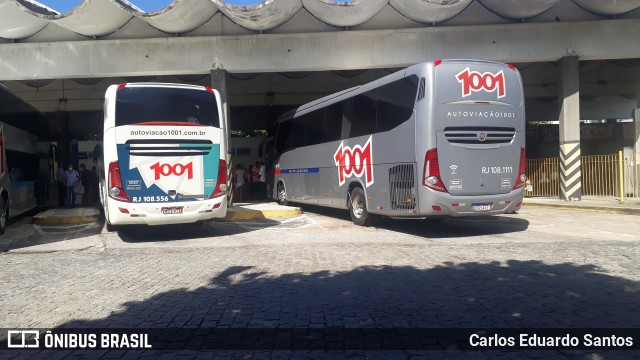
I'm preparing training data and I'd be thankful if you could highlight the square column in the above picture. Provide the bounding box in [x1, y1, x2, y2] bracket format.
[558, 56, 582, 201]
[211, 69, 232, 202]
[634, 106, 640, 197]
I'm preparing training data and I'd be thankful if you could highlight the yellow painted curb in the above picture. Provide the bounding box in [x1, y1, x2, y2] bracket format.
[218, 208, 302, 222]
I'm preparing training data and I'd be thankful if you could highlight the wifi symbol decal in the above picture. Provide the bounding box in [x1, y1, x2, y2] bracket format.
[450, 165, 458, 172]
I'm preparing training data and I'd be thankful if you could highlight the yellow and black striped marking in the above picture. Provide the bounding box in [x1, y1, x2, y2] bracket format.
[560, 142, 581, 200]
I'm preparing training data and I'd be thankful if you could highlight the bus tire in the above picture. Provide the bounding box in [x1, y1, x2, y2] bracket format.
[105, 212, 118, 232]
[425, 217, 444, 224]
[106, 222, 118, 232]
[0, 195, 8, 236]
[349, 187, 374, 227]
[277, 182, 287, 206]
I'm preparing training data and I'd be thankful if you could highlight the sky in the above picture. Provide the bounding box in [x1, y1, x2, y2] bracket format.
[39, 0, 264, 14]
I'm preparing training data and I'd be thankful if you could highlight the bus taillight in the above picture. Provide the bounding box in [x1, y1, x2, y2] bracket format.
[108, 161, 131, 202]
[210, 159, 227, 198]
[513, 148, 526, 190]
[423, 148, 447, 192]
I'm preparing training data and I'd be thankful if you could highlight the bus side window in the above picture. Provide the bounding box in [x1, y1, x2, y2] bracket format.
[275, 122, 290, 154]
[303, 109, 325, 147]
[325, 101, 348, 141]
[377, 76, 419, 133]
[347, 91, 377, 139]
[284, 117, 305, 152]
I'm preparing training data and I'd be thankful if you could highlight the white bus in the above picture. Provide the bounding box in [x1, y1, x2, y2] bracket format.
[0, 122, 39, 235]
[271, 60, 526, 225]
[99, 83, 228, 230]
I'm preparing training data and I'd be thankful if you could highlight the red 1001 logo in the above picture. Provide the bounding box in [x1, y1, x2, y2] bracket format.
[456, 67, 506, 99]
[150, 162, 194, 181]
[334, 136, 374, 188]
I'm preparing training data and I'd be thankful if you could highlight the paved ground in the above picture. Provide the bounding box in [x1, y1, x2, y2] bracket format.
[1, 204, 639, 359]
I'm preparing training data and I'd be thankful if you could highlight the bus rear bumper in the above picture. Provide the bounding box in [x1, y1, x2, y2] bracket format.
[106, 196, 227, 226]
[417, 189, 524, 217]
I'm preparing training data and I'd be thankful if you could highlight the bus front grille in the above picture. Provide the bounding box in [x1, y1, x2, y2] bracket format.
[444, 127, 515, 145]
[125, 139, 213, 157]
[389, 164, 416, 210]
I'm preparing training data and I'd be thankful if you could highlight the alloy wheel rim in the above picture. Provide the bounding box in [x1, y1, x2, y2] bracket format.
[352, 198, 363, 218]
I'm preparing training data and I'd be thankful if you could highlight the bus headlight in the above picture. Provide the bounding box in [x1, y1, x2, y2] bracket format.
[109, 187, 121, 198]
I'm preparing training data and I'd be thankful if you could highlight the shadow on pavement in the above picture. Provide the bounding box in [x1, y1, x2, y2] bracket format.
[298, 203, 529, 238]
[115, 218, 283, 243]
[48, 261, 639, 357]
[2, 207, 103, 252]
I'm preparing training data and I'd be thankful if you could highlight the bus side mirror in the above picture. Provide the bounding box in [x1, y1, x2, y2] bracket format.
[92, 144, 102, 162]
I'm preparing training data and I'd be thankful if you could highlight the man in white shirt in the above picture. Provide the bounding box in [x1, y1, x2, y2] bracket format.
[64, 165, 79, 208]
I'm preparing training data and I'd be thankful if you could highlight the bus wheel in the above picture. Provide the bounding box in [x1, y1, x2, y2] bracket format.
[0, 196, 8, 236]
[425, 217, 444, 224]
[106, 222, 118, 232]
[105, 212, 118, 232]
[349, 187, 374, 226]
[277, 182, 287, 206]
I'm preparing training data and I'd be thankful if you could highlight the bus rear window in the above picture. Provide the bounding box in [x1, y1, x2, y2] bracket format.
[115, 87, 220, 127]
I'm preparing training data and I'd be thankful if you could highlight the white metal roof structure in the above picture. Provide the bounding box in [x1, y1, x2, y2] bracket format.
[1, 0, 640, 40]
[1, 0, 640, 119]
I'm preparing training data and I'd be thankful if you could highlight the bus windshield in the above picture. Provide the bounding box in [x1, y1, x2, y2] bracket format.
[115, 87, 220, 127]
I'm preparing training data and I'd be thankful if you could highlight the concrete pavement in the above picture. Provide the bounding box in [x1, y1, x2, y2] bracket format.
[28, 202, 302, 226]
[27, 197, 640, 229]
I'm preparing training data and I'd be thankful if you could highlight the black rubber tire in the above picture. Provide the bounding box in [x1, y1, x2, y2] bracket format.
[106, 222, 118, 232]
[277, 182, 287, 206]
[349, 187, 374, 226]
[0, 196, 7, 236]
[425, 217, 445, 224]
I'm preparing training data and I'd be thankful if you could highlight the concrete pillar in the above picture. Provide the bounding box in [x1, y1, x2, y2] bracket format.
[211, 69, 232, 203]
[634, 106, 640, 197]
[558, 56, 582, 201]
[635, 80, 640, 197]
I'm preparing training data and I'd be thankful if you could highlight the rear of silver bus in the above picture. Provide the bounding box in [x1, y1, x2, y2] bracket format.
[417, 60, 525, 217]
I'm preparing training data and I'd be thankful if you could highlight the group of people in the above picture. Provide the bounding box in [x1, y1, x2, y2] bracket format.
[56, 164, 99, 208]
[233, 161, 267, 202]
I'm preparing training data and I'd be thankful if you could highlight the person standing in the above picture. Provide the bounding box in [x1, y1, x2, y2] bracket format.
[64, 164, 79, 208]
[35, 165, 48, 206]
[233, 164, 246, 202]
[56, 166, 66, 207]
[251, 162, 260, 200]
[79, 164, 91, 205]
[259, 161, 267, 200]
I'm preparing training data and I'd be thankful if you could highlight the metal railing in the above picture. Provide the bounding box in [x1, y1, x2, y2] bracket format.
[525, 157, 560, 198]
[525, 152, 639, 201]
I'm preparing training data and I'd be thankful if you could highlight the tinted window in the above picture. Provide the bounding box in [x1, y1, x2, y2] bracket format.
[284, 117, 305, 151]
[301, 109, 325, 146]
[115, 87, 220, 127]
[348, 92, 377, 138]
[377, 76, 419, 133]
[275, 121, 291, 154]
[324, 101, 345, 142]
